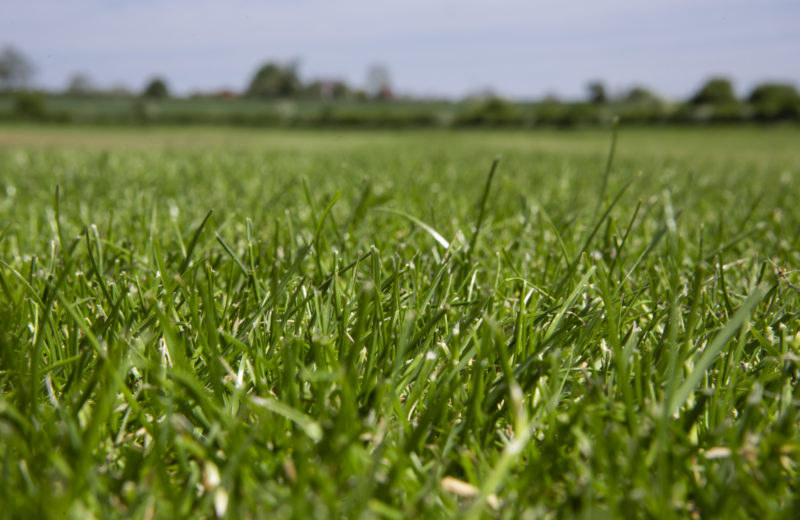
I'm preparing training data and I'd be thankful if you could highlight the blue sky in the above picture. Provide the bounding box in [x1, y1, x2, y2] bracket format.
[2, 0, 799, 99]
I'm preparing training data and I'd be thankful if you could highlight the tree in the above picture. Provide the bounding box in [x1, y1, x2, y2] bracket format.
[690, 77, 737, 105]
[459, 96, 518, 126]
[14, 91, 45, 119]
[0, 45, 35, 91]
[587, 81, 607, 104]
[66, 73, 94, 96]
[303, 79, 351, 101]
[624, 86, 660, 105]
[747, 83, 800, 120]
[247, 62, 300, 98]
[142, 77, 169, 99]
[366, 64, 392, 100]
[109, 84, 134, 98]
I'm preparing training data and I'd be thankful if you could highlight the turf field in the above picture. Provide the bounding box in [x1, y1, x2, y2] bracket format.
[1, 125, 799, 518]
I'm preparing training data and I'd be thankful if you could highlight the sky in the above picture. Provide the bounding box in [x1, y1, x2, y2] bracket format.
[2, 0, 799, 100]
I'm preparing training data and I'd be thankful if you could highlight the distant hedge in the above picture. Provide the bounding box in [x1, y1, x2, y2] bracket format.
[0, 92, 797, 128]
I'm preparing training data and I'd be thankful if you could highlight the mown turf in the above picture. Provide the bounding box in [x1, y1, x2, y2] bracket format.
[1, 126, 799, 518]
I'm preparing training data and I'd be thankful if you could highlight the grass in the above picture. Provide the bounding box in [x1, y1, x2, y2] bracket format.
[0, 125, 799, 518]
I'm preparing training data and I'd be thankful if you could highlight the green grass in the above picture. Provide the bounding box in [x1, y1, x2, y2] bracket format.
[1, 126, 799, 518]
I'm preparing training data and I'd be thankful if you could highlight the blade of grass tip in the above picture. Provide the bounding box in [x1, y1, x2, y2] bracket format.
[248, 395, 323, 442]
[554, 179, 631, 296]
[343, 178, 372, 236]
[313, 191, 342, 244]
[0, 398, 34, 438]
[151, 238, 173, 296]
[464, 417, 536, 519]
[608, 199, 642, 275]
[615, 219, 670, 294]
[89, 223, 104, 271]
[468, 156, 500, 260]
[669, 285, 766, 416]
[311, 191, 342, 276]
[301, 176, 318, 231]
[235, 244, 312, 339]
[0, 260, 46, 309]
[374, 207, 450, 249]
[593, 116, 619, 220]
[21, 260, 72, 416]
[0, 266, 15, 303]
[215, 232, 249, 277]
[54, 185, 68, 259]
[0, 221, 9, 247]
[84, 227, 114, 306]
[54, 291, 104, 356]
[178, 209, 213, 275]
[544, 266, 596, 342]
[579, 178, 632, 262]
[538, 205, 572, 265]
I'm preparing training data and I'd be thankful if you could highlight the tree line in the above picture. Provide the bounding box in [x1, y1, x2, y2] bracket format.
[1, 44, 799, 126]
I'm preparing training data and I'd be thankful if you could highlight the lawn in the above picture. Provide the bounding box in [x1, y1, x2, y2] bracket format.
[1, 125, 799, 518]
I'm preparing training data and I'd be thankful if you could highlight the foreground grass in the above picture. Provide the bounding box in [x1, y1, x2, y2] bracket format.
[1, 127, 799, 518]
